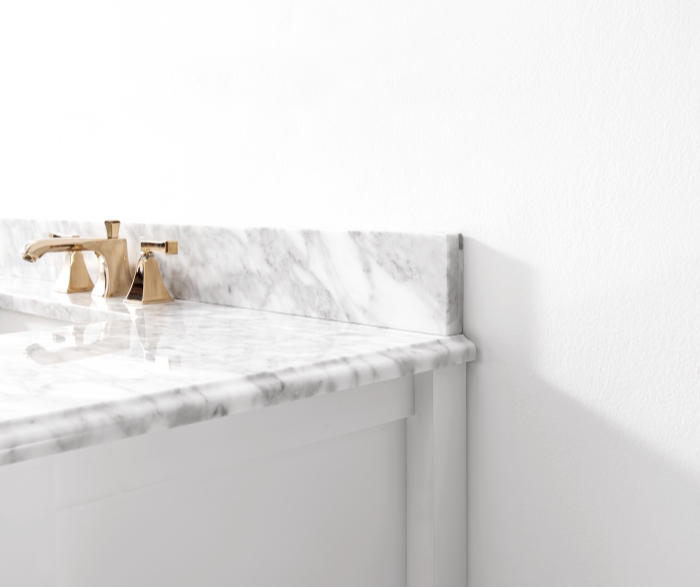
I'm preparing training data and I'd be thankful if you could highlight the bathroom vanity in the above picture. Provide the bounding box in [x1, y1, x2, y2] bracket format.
[0, 220, 474, 587]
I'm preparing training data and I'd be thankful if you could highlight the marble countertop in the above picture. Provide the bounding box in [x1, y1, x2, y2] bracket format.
[0, 277, 475, 466]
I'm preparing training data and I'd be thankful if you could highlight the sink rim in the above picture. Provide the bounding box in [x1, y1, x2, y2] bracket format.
[0, 308, 76, 336]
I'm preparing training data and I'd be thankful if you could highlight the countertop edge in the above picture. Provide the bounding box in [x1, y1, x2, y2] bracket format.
[0, 336, 475, 467]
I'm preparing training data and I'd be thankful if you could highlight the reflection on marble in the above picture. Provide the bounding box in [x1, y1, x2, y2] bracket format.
[24, 321, 131, 365]
[0, 219, 462, 334]
[0, 279, 475, 466]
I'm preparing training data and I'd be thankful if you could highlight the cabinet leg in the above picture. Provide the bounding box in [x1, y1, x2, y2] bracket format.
[408, 364, 467, 587]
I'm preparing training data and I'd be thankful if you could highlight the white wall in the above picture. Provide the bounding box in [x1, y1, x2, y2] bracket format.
[2, 1, 700, 585]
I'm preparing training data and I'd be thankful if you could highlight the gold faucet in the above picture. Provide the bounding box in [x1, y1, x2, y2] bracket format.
[125, 240, 178, 304]
[21, 220, 132, 298]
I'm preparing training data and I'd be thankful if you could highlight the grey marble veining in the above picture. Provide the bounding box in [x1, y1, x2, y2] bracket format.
[0, 219, 462, 334]
[0, 278, 475, 466]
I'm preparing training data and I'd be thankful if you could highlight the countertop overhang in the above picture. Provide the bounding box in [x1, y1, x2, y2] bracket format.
[0, 277, 475, 466]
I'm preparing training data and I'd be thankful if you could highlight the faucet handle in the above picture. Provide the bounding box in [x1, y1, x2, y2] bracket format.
[124, 240, 179, 305]
[50, 232, 94, 294]
[141, 240, 178, 255]
[104, 220, 121, 239]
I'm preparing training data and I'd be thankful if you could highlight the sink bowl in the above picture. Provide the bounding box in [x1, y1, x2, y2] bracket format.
[0, 309, 73, 335]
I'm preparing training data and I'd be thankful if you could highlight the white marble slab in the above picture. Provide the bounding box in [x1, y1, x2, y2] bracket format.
[0, 219, 462, 334]
[0, 278, 475, 466]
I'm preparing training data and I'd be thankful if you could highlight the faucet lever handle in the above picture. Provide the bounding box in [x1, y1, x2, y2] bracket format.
[141, 240, 178, 255]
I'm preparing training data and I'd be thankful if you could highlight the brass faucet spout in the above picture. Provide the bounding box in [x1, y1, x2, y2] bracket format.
[22, 237, 105, 261]
[20, 222, 132, 298]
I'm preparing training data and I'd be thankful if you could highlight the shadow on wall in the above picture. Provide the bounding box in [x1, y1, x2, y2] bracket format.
[463, 240, 700, 587]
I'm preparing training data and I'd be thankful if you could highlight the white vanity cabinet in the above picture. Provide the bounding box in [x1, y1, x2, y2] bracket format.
[1, 365, 468, 587]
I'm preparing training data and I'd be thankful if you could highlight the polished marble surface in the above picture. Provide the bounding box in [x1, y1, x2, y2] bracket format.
[0, 278, 475, 466]
[0, 219, 462, 334]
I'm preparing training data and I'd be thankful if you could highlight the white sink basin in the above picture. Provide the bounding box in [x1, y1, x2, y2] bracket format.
[0, 309, 73, 335]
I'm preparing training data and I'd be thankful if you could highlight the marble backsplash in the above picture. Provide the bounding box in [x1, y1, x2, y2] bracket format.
[0, 219, 462, 335]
